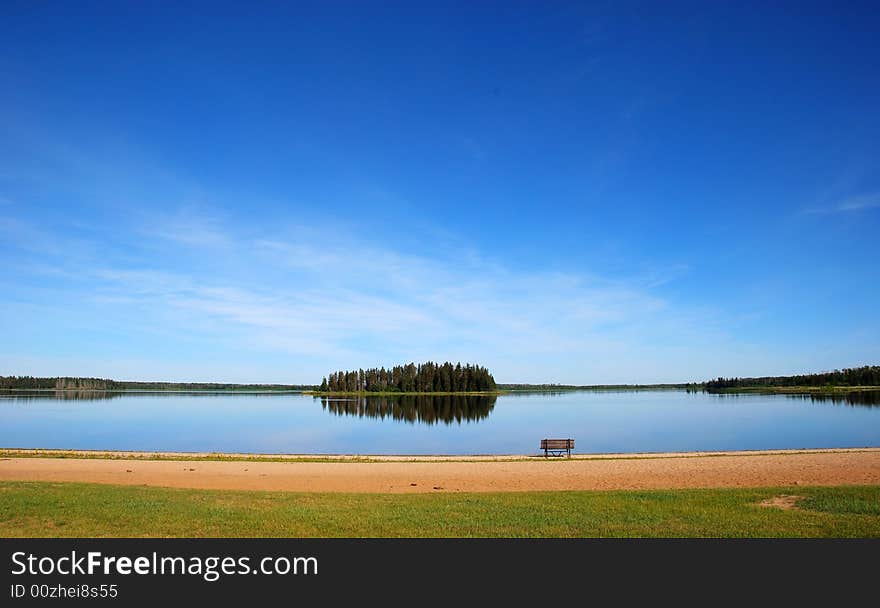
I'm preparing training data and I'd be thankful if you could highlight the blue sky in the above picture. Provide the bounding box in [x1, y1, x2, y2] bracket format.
[1, 1, 878, 384]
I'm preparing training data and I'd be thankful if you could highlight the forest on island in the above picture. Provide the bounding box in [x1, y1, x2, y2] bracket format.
[704, 365, 880, 390]
[320, 362, 496, 393]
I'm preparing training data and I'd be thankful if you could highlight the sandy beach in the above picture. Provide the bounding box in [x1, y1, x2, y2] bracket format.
[1, 448, 878, 493]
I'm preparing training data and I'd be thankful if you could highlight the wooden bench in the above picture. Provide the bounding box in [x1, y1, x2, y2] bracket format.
[540, 438, 574, 458]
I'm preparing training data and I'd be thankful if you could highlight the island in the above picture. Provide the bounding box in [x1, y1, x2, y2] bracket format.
[312, 361, 498, 395]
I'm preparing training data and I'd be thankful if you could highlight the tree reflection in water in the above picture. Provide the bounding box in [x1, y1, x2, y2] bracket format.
[793, 390, 880, 407]
[319, 394, 496, 425]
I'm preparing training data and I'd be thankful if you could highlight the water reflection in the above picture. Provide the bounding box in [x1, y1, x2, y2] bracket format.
[0, 390, 126, 402]
[1, 390, 878, 454]
[319, 394, 497, 425]
[788, 391, 880, 407]
[0, 390, 302, 402]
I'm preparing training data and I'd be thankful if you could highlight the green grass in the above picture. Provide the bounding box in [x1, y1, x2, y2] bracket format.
[1, 481, 879, 537]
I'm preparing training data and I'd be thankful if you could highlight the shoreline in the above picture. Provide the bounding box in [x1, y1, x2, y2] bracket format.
[2, 447, 878, 493]
[7, 385, 879, 396]
[1, 446, 879, 462]
[0, 388, 308, 394]
[705, 385, 880, 395]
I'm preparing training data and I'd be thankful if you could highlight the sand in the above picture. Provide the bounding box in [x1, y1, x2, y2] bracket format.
[0, 448, 878, 493]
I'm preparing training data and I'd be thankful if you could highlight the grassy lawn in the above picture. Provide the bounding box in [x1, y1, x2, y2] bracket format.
[1, 481, 879, 537]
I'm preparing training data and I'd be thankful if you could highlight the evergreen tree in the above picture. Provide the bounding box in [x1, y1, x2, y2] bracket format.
[314, 361, 498, 393]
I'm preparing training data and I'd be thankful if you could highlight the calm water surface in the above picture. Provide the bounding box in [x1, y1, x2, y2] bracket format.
[1, 390, 878, 455]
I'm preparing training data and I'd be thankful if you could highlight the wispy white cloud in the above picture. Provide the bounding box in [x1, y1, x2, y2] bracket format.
[2, 206, 733, 383]
[73, 211, 717, 377]
[803, 192, 880, 215]
[835, 193, 880, 212]
[140, 205, 233, 248]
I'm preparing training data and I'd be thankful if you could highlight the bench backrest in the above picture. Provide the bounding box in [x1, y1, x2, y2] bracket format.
[541, 439, 574, 449]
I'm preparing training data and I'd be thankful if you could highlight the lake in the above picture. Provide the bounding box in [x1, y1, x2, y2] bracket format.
[1, 390, 879, 455]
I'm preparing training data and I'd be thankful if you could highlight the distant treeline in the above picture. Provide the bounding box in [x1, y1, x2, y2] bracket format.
[0, 376, 119, 390]
[704, 366, 880, 391]
[320, 362, 497, 393]
[497, 383, 694, 391]
[0, 376, 314, 391]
